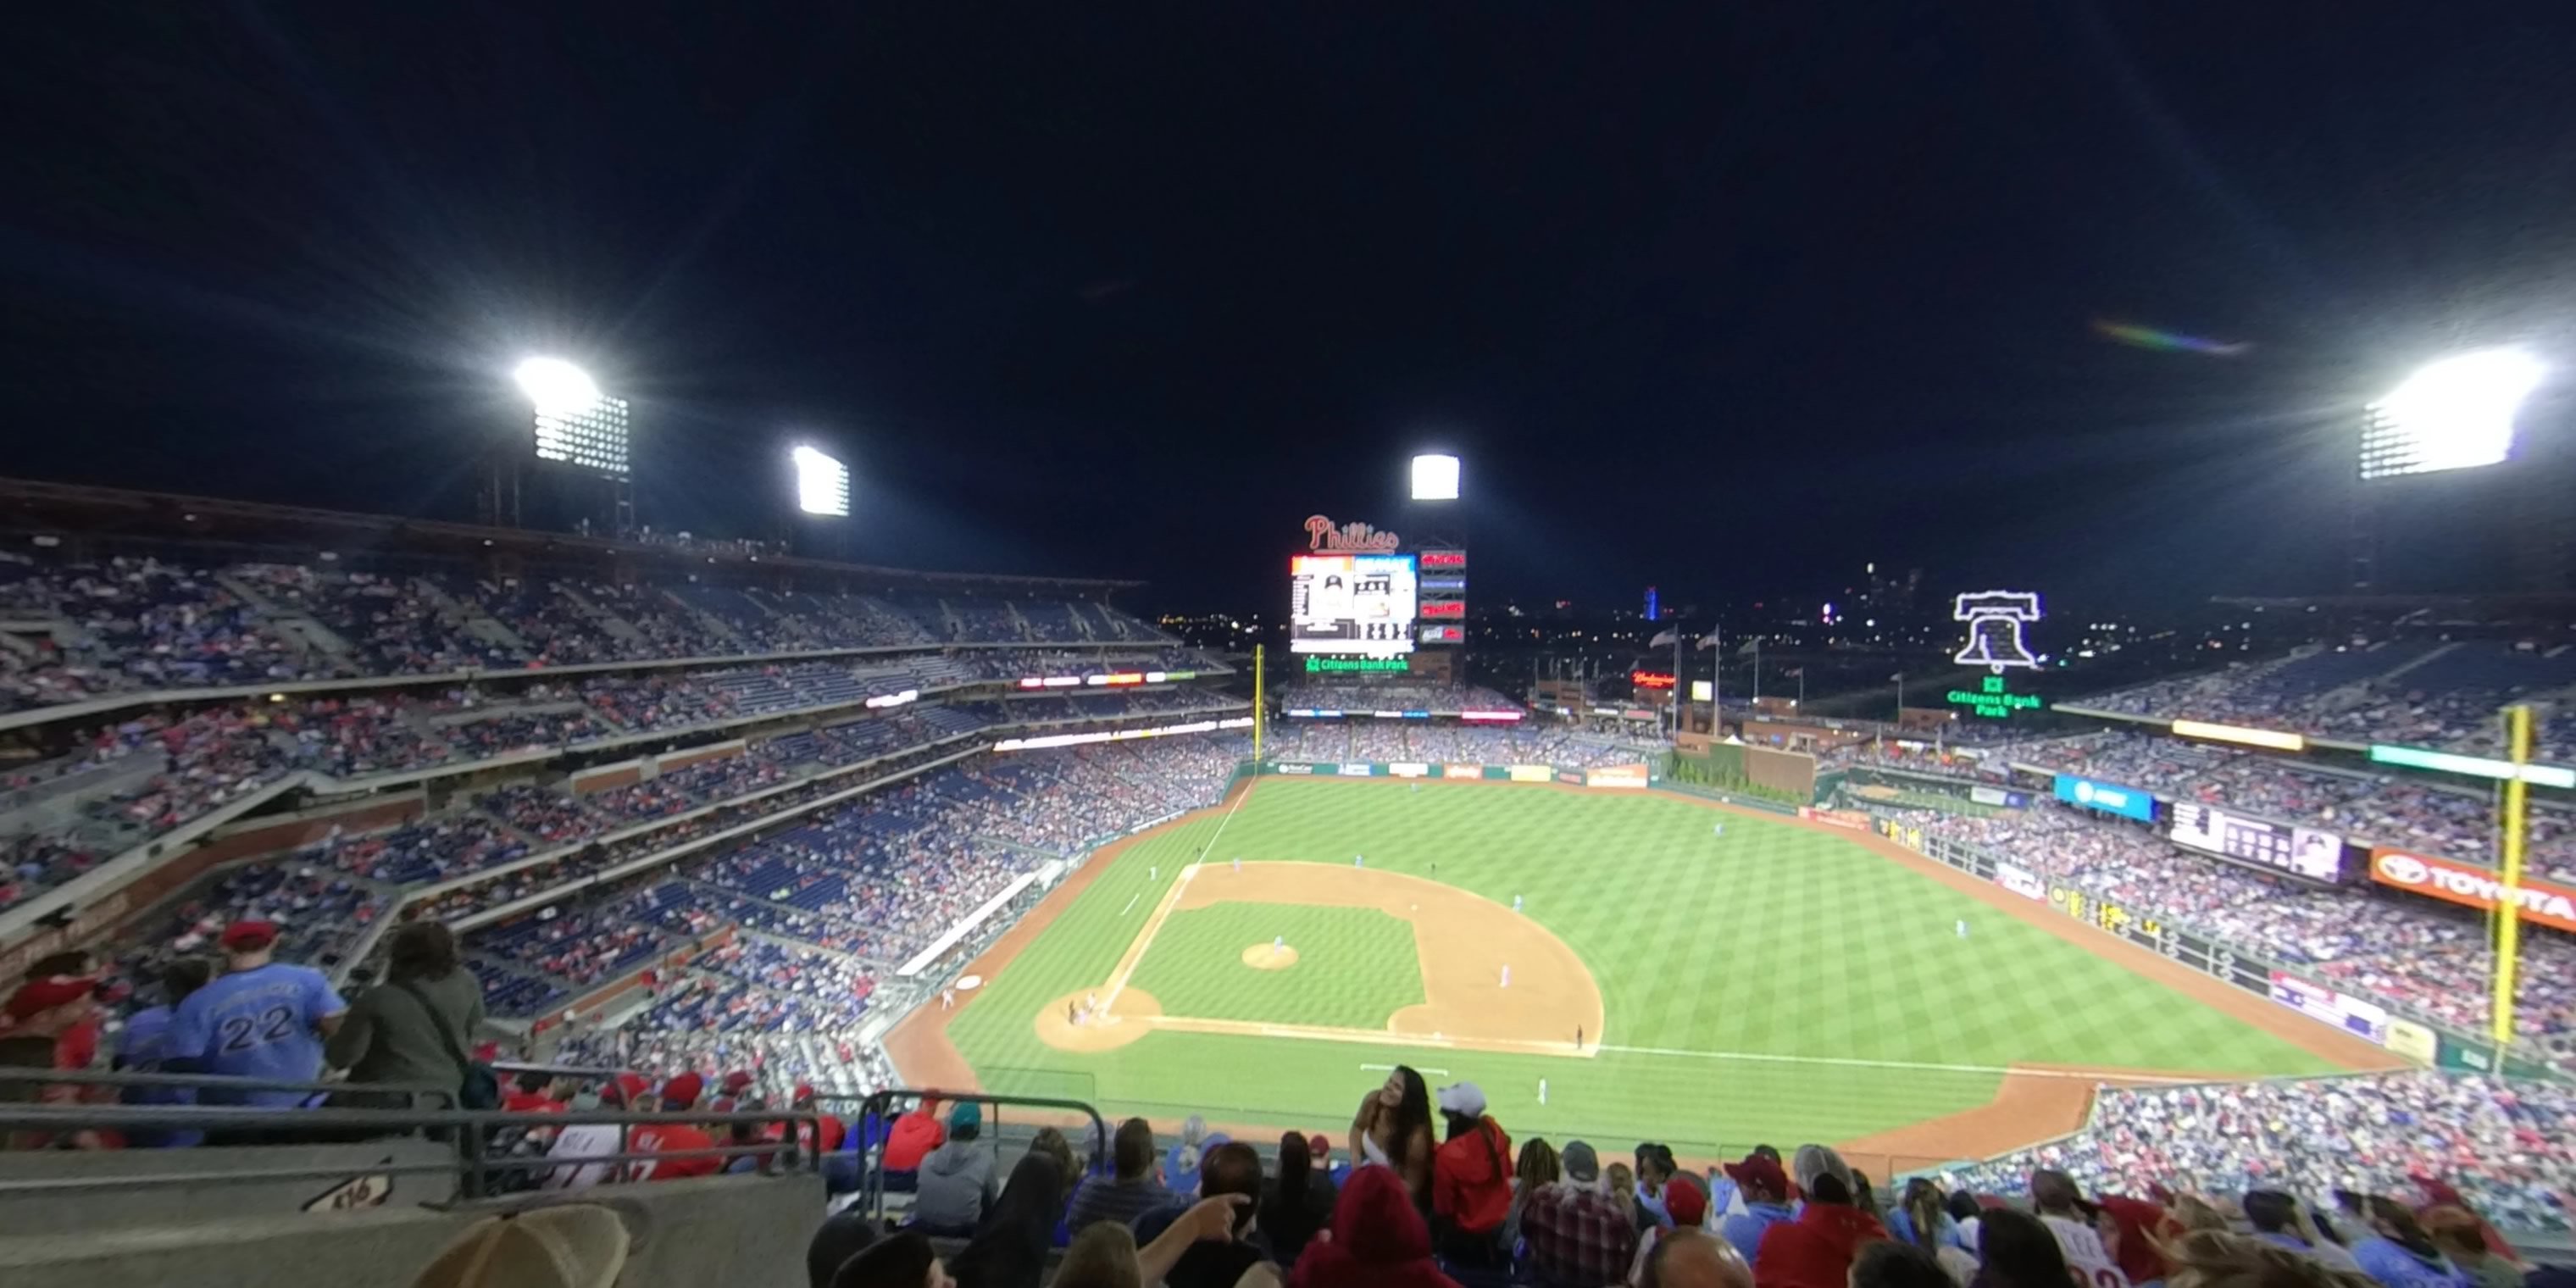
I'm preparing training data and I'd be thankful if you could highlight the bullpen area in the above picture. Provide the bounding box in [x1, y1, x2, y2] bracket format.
[893, 775, 2400, 1168]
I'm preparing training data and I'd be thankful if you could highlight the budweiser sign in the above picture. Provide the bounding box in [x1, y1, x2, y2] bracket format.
[2371, 847, 2576, 934]
[1306, 514, 1401, 553]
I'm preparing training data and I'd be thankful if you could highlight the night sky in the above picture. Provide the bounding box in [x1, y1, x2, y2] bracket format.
[5, 3, 2574, 618]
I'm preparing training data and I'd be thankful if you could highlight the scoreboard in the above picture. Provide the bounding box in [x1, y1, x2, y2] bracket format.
[1291, 553, 1418, 655]
[2168, 802, 2348, 884]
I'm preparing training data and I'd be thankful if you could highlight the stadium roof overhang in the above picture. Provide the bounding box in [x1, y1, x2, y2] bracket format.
[0, 476, 1142, 593]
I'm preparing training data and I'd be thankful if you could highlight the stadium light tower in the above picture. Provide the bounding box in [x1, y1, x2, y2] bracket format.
[505, 355, 632, 537]
[791, 444, 852, 517]
[2360, 347, 2546, 480]
[1410, 452, 1462, 501]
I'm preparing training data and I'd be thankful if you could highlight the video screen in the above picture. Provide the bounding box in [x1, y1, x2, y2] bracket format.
[2169, 803, 2346, 884]
[1291, 553, 1417, 655]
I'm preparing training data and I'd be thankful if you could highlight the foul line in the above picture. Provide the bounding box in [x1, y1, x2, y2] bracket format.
[1594, 1043, 2212, 1083]
[1100, 782, 1258, 1011]
[1362, 1063, 1450, 1076]
[1119, 893, 1140, 916]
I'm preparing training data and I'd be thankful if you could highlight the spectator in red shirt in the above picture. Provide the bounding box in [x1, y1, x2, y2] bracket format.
[632, 1072, 720, 1181]
[1430, 1081, 1513, 1267]
[884, 1094, 947, 1174]
[503, 1070, 570, 1115]
[0, 972, 104, 1151]
[795, 1082, 847, 1153]
[1753, 1146, 1885, 1288]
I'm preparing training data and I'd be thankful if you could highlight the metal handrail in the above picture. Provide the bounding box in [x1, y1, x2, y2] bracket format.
[831, 1087, 1108, 1221]
[0, 1067, 457, 1106]
[0, 1103, 823, 1201]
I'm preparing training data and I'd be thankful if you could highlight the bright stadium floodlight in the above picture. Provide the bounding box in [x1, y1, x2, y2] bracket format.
[513, 357, 601, 414]
[791, 444, 852, 517]
[2360, 347, 2546, 480]
[514, 357, 630, 475]
[1411, 452, 1461, 501]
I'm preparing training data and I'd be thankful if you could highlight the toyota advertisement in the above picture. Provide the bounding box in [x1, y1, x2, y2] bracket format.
[2051, 773, 2155, 823]
[2371, 848, 2576, 934]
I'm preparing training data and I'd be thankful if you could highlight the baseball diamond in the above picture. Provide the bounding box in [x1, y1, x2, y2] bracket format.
[891, 774, 2403, 1165]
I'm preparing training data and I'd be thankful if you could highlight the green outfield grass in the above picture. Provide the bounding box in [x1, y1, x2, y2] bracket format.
[939, 778, 2341, 1157]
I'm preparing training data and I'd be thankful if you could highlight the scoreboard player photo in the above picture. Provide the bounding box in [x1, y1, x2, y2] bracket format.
[1291, 553, 1418, 654]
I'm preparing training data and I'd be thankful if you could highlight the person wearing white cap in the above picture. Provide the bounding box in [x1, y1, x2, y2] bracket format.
[1431, 1081, 1514, 1266]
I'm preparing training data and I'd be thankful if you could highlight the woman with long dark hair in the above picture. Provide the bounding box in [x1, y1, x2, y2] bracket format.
[950, 1153, 1069, 1288]
[1262, 1130, 1335, 1266]
[325, 920, 483, 1095]
[1350, 1064, 1435, 1208]
[1973, 1208, 2074, 1288]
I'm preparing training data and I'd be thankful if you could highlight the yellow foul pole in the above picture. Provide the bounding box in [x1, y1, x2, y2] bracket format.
[2492, 703, 2533, 1050]
[1253, 643, 1266, 763]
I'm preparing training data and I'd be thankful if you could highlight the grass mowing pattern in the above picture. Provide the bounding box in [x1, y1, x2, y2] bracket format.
[942, 779, 2341, 1156]
[1126, 903, 1424, 1026]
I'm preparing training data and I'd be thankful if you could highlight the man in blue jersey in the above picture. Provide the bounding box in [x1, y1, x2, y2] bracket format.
[164, 922, 347, 1129]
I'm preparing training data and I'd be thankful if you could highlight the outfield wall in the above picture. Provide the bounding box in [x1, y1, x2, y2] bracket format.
[1857, 808, 2557, 1080]
[1257, 759, 1651, 787]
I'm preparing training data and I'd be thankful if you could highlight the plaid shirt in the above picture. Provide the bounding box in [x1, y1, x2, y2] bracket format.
[1521, 1181, 1639, 1287]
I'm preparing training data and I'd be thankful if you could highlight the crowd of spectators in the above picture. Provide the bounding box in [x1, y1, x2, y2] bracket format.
[1263, 722, 1654, 769]
[0, 547, 1181, 712]
[2079, 639, 2576, 761]
[1997, 730, 2576, 882]
[1276, 681, 1519, 712]
[1947, 1069, 2573, 1234]
[0, 659, 1203, 916]
[1884, 801, 2576, 1074]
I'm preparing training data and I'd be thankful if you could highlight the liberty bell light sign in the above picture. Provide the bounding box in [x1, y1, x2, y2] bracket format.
[1951, 591, 2041, 672]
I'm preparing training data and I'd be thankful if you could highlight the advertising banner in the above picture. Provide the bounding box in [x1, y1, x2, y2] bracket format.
[1508, 764, 1555, 783]
[1555, 771, 1584, 785]
[2051, 773, 2156, 822]
[1275, 763, 1314, 775]
[2434, 1034, 2498, 1074]
[1444, 763, 1483, 780]
[1585, 765, 1650, 790]
[1970, 785, 2009, 807]
[1338, 763, 1375, 778]
[2384, 1018, 2439, 1065]
[2369, 848, 2576, 934]
[1388, 763, 1430, 778]
[1996, 861, 2046, 902]
[2268, 972, 2390, 1044]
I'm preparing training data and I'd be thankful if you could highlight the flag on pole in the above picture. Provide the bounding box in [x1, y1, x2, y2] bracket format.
[1696, 633, 1719, 650]
[1783, 667, 1804, 677]
[1649, 629, 1680, 647]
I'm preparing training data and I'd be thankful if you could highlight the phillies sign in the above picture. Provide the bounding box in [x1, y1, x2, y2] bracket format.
[2371, 848, 2576, 934]
[1306, 514, 1401, 553]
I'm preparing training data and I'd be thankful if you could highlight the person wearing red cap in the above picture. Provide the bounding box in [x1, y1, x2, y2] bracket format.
[543, 1074, 651, 1190]
[630, 1072, 721, 1181]
[163, 920, 347, 1123]
[794, 1083, 847, 1154]
[1, 972, 105, 1150]
[1718, 1153, 1797, 1265]
[1631, 1176, 1714, 1286]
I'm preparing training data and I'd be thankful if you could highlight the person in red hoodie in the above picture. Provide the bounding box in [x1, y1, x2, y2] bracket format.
[1291, 1162, 1463, 1288]
[631, 1072, 722, 1181]
[1753, 1145, 1885, 1288]
[1430, 1081, 1513, 1267]
[881, 1093, 947, 1180]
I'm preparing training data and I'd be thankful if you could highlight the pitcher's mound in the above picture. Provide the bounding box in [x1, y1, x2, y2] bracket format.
[1241, 944, 1300, 969]
[1035, 988, 1161, 1052]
